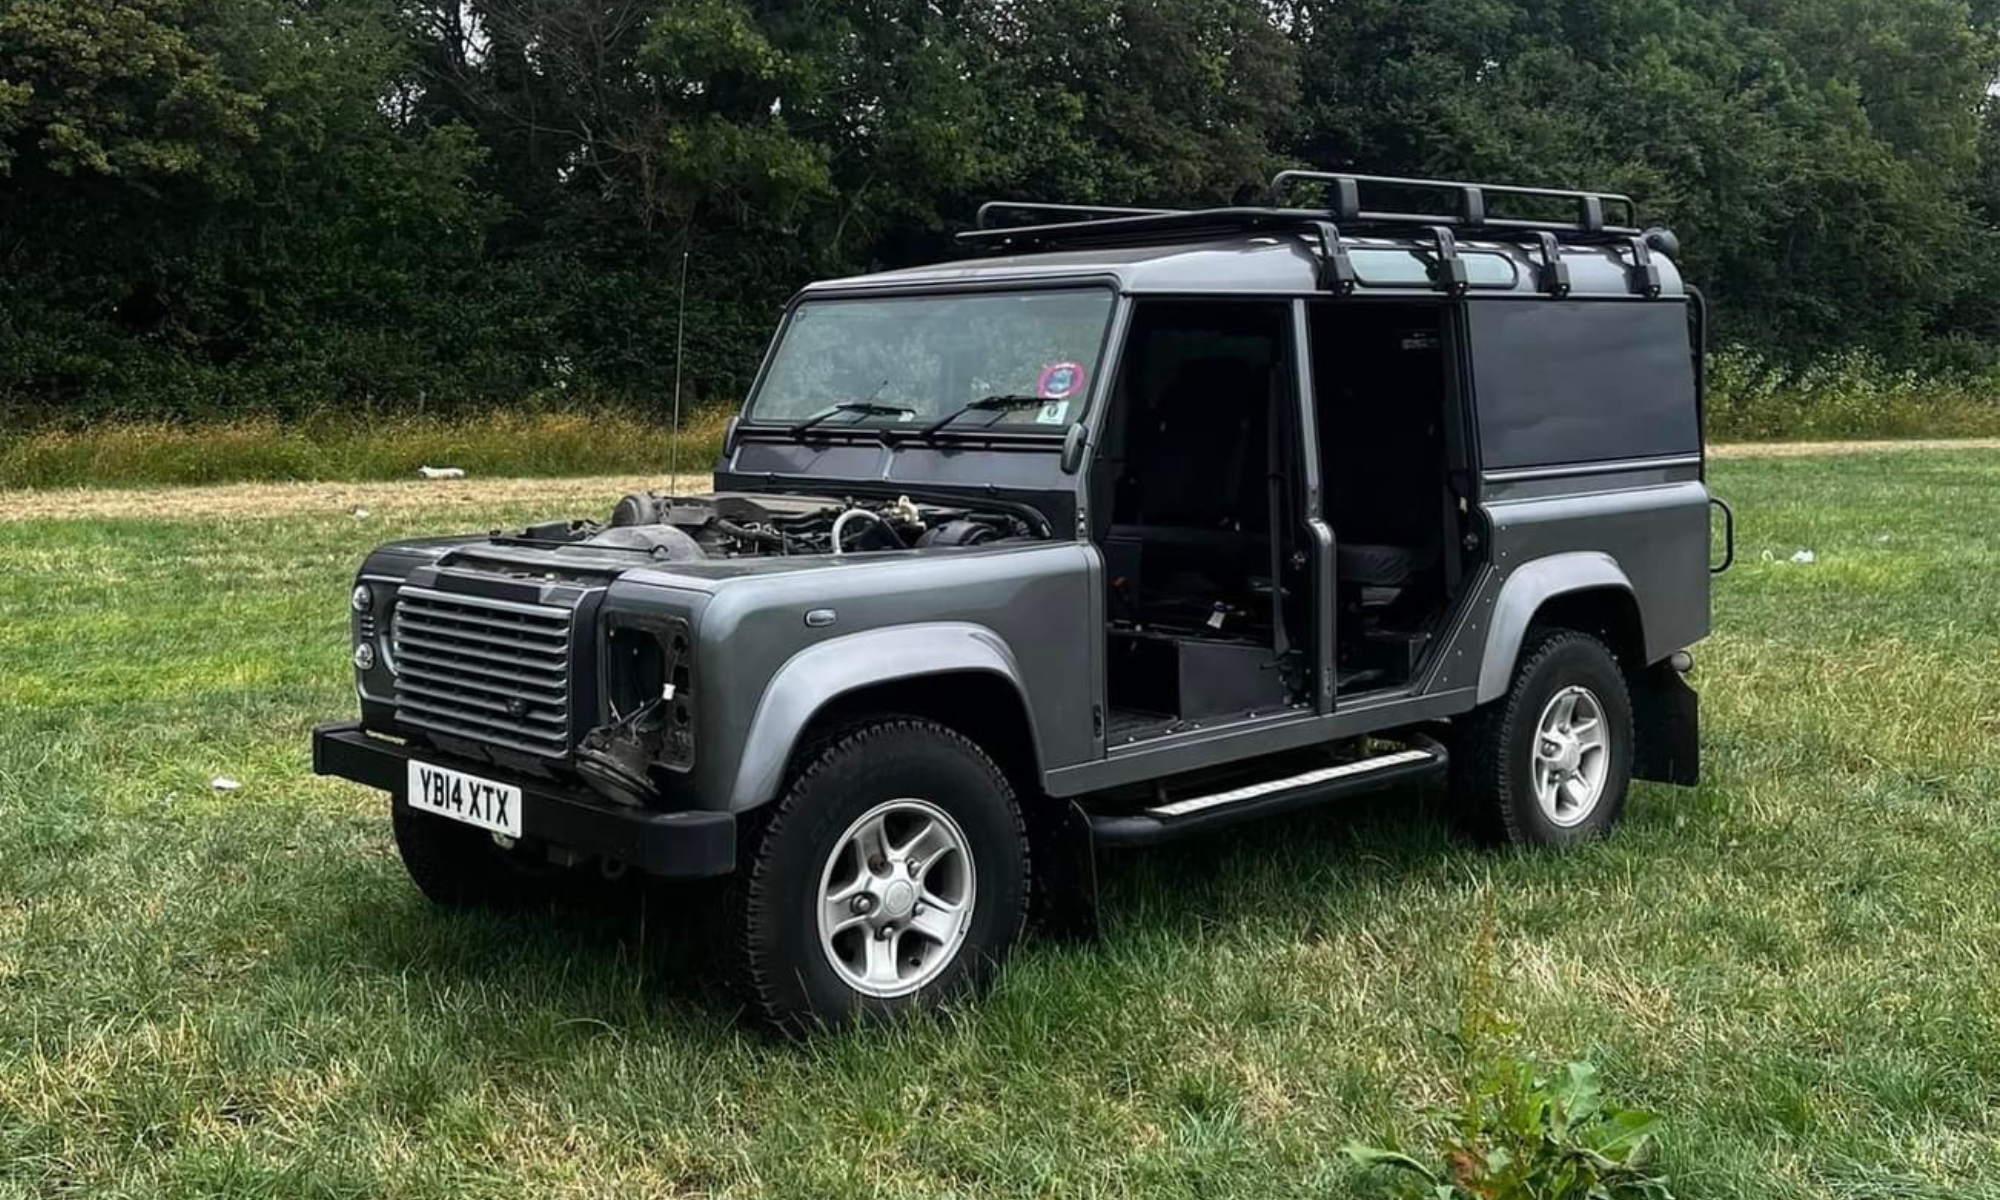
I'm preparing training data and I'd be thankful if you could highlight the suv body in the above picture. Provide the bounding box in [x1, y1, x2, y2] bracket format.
[314, 173, 1721, 1028]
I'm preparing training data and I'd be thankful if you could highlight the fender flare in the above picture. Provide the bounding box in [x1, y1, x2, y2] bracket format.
[725, 622, 1035, 812]
[1475, 552, 1638, 704]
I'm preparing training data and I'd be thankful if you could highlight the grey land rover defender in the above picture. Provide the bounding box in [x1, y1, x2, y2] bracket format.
[314, 172, 1727, 1030]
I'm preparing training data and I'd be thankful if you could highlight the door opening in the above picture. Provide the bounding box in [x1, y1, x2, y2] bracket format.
[1310, 301, 1470, 693]
[1094, 301, 1309, 743]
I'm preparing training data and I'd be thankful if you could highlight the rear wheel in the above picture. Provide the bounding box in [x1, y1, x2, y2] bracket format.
[1453, 629, 1634, 845]
[736, 719, 1030, 1033]
[390, 792, 551, 908]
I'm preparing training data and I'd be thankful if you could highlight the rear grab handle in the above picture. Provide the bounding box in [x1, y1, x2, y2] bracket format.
[1710, 496, 1735, 574]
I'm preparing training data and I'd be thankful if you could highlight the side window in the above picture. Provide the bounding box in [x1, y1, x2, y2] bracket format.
[1467, 300, 1698, 470]
[1350, 248, 1518, 289]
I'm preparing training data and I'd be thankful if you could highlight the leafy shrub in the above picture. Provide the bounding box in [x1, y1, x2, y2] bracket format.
[1707, 345, 2000, 441]
[1344, 897, 1673, 1200]
[1343, 1059, 1673, 1200]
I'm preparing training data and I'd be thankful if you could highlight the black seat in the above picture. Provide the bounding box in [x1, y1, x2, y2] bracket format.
[1337, 541, 1434, 589]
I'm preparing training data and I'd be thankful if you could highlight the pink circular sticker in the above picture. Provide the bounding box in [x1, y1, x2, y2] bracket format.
[1036, 361, 1087, 400]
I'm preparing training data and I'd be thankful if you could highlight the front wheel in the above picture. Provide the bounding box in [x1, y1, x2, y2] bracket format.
[735, 719, 1030, 1033]
[1452, 629, 1635, 846]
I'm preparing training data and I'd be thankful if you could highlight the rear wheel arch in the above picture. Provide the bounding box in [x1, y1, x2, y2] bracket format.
[1475, 553, 1644, 703]
[1528, 586, 1646, 669]
[1475, 564, 1696, 791]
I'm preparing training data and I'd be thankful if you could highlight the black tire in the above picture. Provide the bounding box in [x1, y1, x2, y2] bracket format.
[390, 791, 551, 908]
[736, 719, 1030, 1034]
[1451, 629, 1635, 846]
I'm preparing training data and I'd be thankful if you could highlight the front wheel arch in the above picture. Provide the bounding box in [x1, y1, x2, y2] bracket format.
[724, 623, 1040, 813]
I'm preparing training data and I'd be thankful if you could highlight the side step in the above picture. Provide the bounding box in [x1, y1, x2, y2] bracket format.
[1086, 737, 1448, 849]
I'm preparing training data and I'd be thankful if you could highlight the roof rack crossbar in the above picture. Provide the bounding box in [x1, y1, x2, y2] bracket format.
[975, 201, 1182, 231]
[957, 206, 1344, 251]
[1268, 171, 1637, 236]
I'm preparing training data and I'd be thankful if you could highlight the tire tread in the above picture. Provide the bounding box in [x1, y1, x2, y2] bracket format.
[735, 718, 1029, 1032]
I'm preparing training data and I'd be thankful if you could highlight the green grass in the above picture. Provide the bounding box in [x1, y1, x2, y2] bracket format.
[3, 451, 2000, 1198]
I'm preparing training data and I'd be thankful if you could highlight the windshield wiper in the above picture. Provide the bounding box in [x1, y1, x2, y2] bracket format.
[920, 394, 1048, 440]
[790, 400, 917, 437]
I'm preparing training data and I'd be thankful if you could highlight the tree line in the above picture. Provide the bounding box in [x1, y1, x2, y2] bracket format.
[2, 0, 1997, 418]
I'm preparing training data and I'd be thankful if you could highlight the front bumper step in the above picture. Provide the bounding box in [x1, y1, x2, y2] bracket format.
[312, 722, 736, 878]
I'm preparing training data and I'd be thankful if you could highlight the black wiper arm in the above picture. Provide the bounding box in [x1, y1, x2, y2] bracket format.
[790, 400, 917, 436]
[920, 394, 1047, 439]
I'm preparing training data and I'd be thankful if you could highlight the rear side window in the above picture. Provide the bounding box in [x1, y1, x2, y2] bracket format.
[1350, 248, 1517, 289]
[1467, 300, 1697, 470]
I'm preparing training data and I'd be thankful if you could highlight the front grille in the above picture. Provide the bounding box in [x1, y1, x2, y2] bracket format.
[392, 586, 574, 758]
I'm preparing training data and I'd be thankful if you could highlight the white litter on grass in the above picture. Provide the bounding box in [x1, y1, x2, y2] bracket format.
[1790, 549, 1817, 565]
[418, 465, 466, 480]
[351, 507, 371, 521]
[211, 777, 241, 793]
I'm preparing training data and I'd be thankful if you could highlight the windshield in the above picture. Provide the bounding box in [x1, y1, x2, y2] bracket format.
[745, 289, 1116, 431]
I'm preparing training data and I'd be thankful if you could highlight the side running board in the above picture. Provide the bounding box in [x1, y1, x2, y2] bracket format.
[1087, 737, 1448, 849]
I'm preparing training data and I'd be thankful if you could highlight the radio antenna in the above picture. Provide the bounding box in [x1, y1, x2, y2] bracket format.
[668, 239, 691, 486]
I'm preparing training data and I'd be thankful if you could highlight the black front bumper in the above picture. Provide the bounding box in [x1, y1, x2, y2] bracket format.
[312, 722, 736, 878]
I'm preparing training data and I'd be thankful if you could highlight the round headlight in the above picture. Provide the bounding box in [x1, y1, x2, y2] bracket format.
[352, 642, 378, 671]
[351, 584, 374, 614]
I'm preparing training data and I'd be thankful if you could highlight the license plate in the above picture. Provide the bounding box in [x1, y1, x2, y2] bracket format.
[406, 760, 523, 838]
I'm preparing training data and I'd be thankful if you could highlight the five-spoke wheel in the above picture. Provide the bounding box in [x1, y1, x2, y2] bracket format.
[1530, 685, 1610, 828]
[817, 799, 976, 998]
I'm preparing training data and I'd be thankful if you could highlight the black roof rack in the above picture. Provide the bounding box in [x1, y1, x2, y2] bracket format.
[1268, 171, 1638, 236]
[957, 171, 1643, 256]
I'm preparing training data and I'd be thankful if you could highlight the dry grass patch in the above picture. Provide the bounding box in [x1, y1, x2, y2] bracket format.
[0, 474, 712, 524]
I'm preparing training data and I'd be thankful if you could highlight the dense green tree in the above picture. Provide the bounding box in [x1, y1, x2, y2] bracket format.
[1288, 0, 1999, 353]
[0, 0, 493, 412]
[0, 0, 1995, 415]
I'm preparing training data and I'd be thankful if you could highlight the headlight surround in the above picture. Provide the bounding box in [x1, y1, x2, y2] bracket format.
[379, 600, 401, 675]
[351, 580, 398, 678]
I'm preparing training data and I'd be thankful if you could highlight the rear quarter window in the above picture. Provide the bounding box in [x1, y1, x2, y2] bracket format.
[1467, 300, 1698, 470]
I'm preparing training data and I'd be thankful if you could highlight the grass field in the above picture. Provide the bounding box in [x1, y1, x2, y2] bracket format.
[3, 449, 1999, 1198]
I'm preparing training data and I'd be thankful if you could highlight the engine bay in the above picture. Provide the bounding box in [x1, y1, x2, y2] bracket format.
[511, 490, 1045, 562]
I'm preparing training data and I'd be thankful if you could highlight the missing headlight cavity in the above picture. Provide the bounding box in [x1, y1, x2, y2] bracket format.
[577, 615, 694, 807]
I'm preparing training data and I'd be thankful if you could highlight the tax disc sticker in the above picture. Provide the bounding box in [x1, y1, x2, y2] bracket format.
[1036, 361, 1087, 400]
[1035, 400, 1070, 425]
